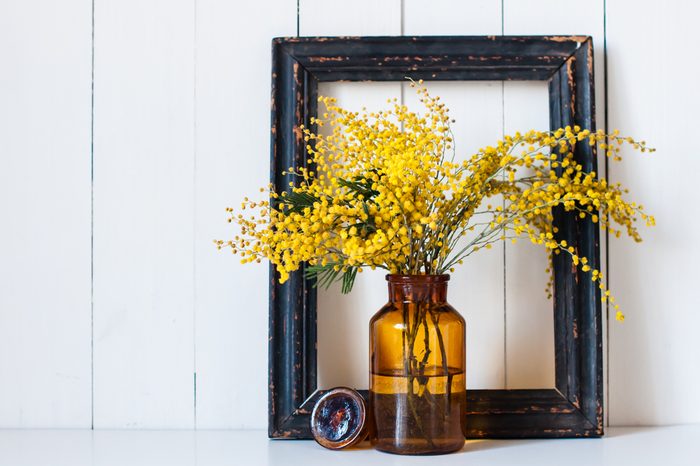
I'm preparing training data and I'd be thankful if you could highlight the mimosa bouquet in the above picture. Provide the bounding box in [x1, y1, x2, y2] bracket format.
[216, 81, 654, 321]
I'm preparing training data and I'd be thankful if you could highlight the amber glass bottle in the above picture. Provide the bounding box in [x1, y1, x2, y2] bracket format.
[369, 274, 466, 455]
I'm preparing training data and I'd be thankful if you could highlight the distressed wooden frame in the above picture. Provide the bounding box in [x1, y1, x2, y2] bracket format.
[269, 36, 603, 439]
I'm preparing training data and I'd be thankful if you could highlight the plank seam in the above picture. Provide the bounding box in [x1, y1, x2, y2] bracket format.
[602, 0, 610, 429]
[501, 0, 507, 390]
[90, 0, 96, 431]
[193, 0, 199, 429]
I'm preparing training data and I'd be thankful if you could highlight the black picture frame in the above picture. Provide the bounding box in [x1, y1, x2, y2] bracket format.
[269, 36, 603, 439]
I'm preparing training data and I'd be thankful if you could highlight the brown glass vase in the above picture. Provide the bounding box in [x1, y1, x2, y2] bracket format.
[369, 274, 466, 455]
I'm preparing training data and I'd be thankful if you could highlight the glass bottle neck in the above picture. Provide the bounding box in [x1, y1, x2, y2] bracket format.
[386, 275, 449, 303]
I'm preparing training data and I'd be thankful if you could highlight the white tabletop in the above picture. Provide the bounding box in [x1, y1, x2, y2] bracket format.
[0, 426, 698, 466]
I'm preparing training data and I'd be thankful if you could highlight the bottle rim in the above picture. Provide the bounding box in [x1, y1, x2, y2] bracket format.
[385, 274, 450, 284]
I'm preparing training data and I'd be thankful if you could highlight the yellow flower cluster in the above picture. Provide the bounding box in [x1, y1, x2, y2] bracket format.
[216, 82, 655, 320]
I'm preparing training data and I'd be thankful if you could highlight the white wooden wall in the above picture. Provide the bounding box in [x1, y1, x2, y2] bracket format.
[0, 0, 698, 429]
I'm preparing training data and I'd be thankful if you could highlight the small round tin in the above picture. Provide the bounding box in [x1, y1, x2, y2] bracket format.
[310, 387, 368, 450]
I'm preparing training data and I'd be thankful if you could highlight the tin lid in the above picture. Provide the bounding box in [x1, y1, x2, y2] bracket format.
[310, 387, 367, 450]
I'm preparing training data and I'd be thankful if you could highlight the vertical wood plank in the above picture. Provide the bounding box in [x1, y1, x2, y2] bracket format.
[299, 0, 400, 36]
[194, 0, 296, 429]
[402, 82, 507, 390]
[0, 0, 92, 427]
[502, 81, 555, 389]
[403, 0, 501, 36]
[404, 0, 505, 390]
[314, 83, 404, 390]
[503, 0, 606, 390]
[300, 0, 403, 391]
[607, 0, 700, 426]
[93, 0, 195, 428]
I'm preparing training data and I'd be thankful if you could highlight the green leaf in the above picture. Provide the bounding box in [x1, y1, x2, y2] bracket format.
[305, 263, 359, 294]
[305, 262, 341, 290]
[279, 191, 319, 214]
[341, 267, 358, 294]
[337, 175, 379, 199]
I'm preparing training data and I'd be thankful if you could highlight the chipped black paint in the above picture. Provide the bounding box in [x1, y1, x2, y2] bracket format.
[269, 36, 603, 439]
